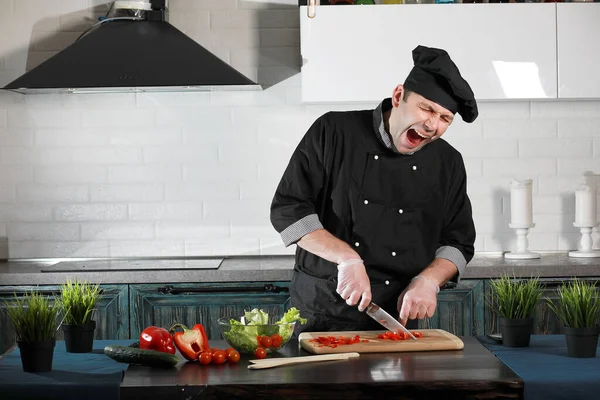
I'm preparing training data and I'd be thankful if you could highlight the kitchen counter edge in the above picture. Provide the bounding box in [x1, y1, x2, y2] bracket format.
[0, 252, 599, 286]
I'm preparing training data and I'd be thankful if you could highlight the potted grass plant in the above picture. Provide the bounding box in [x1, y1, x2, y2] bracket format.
[4, 290, 61, 372]
[59, 278, 101, 353]
[487, 274, 542, 347]
[546, 278, 600, 358]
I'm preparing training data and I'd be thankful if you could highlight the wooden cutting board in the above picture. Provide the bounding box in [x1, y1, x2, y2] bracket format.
[299, 329, 464, 354]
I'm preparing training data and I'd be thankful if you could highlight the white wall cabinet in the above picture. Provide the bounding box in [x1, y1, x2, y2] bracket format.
[300, 4, 558, 103]
[557, 3, 600, 99]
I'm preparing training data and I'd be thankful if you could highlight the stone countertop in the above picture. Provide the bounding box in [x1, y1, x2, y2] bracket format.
[0, 253, 599, 286]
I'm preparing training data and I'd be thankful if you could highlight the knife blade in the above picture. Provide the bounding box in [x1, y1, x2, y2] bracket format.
[365, 302, 417, 340]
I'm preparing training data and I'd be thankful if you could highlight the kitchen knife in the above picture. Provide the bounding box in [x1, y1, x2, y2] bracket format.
[365, 302, 417, 340]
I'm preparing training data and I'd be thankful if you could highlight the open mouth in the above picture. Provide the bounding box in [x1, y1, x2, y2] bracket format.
[406, 129, 429, 146]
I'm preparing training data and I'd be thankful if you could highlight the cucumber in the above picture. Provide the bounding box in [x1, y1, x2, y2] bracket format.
[128, 340, 140, 348]
[104, 345, 179, 368]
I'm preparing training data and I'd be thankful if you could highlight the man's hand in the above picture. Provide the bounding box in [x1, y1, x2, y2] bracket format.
[336, 259, 372, 312]
[397, 276, 440, 326]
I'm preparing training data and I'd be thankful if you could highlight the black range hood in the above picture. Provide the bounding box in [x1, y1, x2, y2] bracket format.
[3, 2, 261, 94]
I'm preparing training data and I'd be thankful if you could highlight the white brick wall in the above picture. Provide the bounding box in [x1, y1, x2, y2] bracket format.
[0, 0, 598, 258]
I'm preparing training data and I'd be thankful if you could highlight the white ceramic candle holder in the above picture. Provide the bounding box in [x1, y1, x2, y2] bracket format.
[504, 223, 540, 259]
[568, 224, 600, 258]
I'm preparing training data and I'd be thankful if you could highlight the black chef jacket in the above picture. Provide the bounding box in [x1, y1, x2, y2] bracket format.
[270, 98, 476, 333]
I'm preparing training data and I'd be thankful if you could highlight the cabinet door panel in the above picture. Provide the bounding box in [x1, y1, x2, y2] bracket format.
[300, 4, 557, 102]
[0, 284, 129, 354]
[418, 279, 484, 337]
[130, 282, 291, 340]
[557, 4, 600, 98]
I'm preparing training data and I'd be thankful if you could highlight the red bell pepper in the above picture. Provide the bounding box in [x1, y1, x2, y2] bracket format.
[140, 326, 176, 354]
[169, 323, 210, 361]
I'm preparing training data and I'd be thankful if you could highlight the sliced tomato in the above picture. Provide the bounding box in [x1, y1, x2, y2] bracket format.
[308, 335, 363, 347]
[377, 330, 423, 340]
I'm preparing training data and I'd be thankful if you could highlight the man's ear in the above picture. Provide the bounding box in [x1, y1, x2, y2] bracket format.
[391, 84, 405, 107]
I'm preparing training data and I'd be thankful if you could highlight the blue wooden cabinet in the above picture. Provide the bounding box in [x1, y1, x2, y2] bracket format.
[129, 282, 291, 340]
[0, 284, 129, 354]
[418, 279, 485, 337]
[1, 278, 488, 353]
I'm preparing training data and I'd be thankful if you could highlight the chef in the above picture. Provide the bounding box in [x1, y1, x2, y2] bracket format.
[270, 45, 478, 334]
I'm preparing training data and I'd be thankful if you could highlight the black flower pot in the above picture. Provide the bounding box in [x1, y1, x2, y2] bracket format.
[500, 317, 533, 347]
[17, 338, 56, 373]
[564, 326, 599, 358]
[62, 320, 96, 353]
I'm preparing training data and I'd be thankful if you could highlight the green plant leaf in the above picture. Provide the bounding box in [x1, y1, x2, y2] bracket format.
[57, 278, 101, 325]
[545, 278, 600, 328]
[486, 273, 542, 319]
[3, 290, 61, 343]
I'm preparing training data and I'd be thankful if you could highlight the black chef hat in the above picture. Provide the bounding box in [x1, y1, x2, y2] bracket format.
[403, 45, 478, 123]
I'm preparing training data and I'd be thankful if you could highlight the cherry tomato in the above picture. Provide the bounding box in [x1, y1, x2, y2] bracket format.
[260, 335, 272, 348]
[225, 347, 236, 355]
[198, 351, 212, 365]
[270, 334, 283, 348]
[210, 347, 220, 355]
[212, 350, 227, 364]
[254, 347, 267, 359]
[227, 349, 241, 363]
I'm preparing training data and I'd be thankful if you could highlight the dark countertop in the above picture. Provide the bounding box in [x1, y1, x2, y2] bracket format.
[0, 252, 599, 286]
[120, 336, 523, 400]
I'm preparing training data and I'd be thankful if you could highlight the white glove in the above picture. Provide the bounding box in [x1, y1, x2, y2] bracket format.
[336, 258, 372, 312]
[397, 275, 440, 326]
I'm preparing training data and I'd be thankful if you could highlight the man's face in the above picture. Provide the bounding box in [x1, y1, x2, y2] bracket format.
[387, 85, 455, 155]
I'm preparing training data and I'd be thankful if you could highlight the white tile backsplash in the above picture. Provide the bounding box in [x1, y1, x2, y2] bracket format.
[557, 119, 600, 138]
[109, 240, 184, 257]
[8, 108, 80, 128]
[0, 129, 34, 146]
[89, 184, 164, 202]
[80, 222, 155, 241]
[17, 184, 88, 203]
[0, 184, 16, 203]
[519, 139, 593, 158]
[482, 158, 558, 178]
[7, 222, 79, 241]
[108, 165, 182, 183]
[0, 204, 52, 222]
[34, 165, 106, 183]
[156, 222, 230, 240]
[0, 0, 598, 258]
[0, 166, 34, 183]
[53, 204, 127, 222]
[128, 202, 204, 221]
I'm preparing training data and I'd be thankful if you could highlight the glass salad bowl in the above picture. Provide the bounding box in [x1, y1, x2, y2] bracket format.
[217, 308, 305, 354]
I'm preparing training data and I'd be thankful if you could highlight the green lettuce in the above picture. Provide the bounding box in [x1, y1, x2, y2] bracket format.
[278, 307, 307, 325]
[277, 307, 307, 341]
[243, 308, 269, 325]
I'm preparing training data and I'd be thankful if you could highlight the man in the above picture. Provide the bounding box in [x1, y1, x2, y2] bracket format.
[270, 45, 478, 334]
